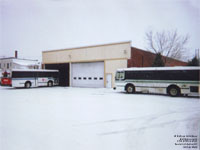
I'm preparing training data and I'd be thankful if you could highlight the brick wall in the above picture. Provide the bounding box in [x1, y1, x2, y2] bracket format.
[128, 47, 187, 67]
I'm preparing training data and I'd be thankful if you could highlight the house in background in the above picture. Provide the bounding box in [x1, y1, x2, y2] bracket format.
[42, 41, 187, 88]
[0, 51, 40, 76]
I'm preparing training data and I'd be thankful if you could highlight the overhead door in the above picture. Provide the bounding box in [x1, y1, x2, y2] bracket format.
[71, 62, 104, 88]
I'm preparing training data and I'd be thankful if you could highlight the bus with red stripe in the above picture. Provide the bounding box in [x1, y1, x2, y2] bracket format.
[1, 69, 59, 88]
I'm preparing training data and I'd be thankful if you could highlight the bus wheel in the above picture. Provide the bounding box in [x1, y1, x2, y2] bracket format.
[126, 84, 135, 94]
[25, 82, 31, 88]
[48, 81, 53, 87]
[168, 86, 180, 97]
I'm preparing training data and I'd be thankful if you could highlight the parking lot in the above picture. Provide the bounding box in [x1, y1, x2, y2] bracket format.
[0, 86, 199, 150]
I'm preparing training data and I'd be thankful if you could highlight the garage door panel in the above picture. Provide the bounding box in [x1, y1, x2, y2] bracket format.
[72, 62, 104, 88]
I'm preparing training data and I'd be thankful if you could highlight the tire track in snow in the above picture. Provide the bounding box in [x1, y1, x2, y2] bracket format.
[72, 109, 200, 127]
[71, 109, 200, 137]
[98, 116, 200, 136]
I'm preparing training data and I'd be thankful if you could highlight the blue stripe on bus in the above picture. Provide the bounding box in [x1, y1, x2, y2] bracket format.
[12, 78, 35, 80]
[12, 77, 54, 80]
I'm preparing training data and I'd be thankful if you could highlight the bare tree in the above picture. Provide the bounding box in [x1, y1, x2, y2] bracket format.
[145, 29, 189, 60]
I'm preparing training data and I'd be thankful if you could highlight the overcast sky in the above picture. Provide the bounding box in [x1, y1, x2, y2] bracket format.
[0, 0, 199, 61]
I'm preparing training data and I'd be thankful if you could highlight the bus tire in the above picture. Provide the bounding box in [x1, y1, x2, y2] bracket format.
[48, 81, 53, 87]
[126, 84, 135, 94]
[25, 81, 31, 88]
[167, 85, 180, 97]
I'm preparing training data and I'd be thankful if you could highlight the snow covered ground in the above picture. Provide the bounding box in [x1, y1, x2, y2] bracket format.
[0, 86, 199, 150]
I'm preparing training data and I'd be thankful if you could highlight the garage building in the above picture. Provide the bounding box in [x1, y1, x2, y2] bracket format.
[42, 41, 131, 88]
[42, 41, 186, 88]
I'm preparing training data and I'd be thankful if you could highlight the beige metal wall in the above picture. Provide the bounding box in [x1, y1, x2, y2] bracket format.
[42, 41, 131, 87]
[43, 41, 131, 64]
[104, 59, 127, 87]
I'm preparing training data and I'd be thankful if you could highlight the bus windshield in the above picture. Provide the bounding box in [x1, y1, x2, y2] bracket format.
[116, 71, 125, 80]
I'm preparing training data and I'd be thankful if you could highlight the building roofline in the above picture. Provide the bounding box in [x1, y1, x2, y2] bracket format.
[0, 57, 16, 60]
[0, 57, 38, 61]
[43, 41, 132, 53]
[12, 69, 58, 72]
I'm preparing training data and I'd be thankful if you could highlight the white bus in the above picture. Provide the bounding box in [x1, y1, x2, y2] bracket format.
[1, 69, 59, 88]
[114, 66, 200, 97]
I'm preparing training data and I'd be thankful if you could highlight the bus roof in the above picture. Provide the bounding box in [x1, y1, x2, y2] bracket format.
[117, 66, 200, 71]
[11, 69, 59, 72]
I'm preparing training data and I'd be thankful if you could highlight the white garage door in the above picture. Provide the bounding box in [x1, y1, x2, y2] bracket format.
[71, 62, 104, 88]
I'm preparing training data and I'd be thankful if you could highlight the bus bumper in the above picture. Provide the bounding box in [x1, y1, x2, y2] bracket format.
[1, 83, 12, 87]
[114, 86, 125, 92]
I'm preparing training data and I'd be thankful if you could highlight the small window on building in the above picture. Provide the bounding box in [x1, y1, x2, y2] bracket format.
[73, 77, 77, 80]
[78, 77, 82, 80]
[94, 77, 97, 80]
[99, 77, 103, 80]
[88, 77, 92, 80]
[7, 63, 9, 69]
[0, 63, 1, 69]
[83, 77, 87, 80]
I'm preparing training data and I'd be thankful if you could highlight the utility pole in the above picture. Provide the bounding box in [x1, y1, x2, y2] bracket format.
[195, 49, 199, 58]
[195, 49, 200, 66]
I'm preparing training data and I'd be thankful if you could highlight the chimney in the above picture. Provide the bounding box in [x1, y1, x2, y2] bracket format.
[15, 50, 18, 58]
